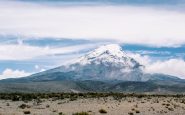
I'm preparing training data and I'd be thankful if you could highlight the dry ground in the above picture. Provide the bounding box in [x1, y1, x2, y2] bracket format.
[0, 95, 185, 115]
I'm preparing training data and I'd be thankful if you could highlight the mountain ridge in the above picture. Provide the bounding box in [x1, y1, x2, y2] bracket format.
[2, 44, 181, 82]
[0, 44, 184, 93]
[46, 44, 145, 81]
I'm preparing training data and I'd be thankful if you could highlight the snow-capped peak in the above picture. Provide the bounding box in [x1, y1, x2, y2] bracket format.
[86, 44, 127, 59]
[73, 44, 141, 69]
[55, 44, 143, 81]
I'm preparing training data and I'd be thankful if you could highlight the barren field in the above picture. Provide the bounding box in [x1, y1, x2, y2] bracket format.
[0, 93, 185, 115]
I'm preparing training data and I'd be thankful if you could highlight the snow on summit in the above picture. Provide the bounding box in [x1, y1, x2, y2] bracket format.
[55, 44, 144, 80]
[73, 44, 141, 69]
[87, 44, 127, 58]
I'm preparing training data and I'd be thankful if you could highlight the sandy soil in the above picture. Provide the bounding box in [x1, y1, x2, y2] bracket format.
[0, 96, 185, 115]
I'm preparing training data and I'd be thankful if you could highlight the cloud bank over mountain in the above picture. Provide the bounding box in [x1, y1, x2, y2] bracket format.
[0, 1, 185, 47]
[128, 53, 185, 79]
[0, 0, 184, 79]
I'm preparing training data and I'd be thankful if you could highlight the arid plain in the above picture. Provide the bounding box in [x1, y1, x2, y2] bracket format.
[0, 93, 185, 115]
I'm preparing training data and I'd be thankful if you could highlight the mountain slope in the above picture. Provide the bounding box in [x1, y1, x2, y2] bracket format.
[27, 44, 145, 81]
[0, 44, 184, 93]
[23, 44, 180, 82]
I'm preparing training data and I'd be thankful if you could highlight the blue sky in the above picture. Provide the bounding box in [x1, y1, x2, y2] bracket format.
[0, 0, 185, 79]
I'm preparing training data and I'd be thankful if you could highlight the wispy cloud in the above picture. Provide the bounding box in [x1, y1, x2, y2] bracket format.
[146, 59, 185, 79]
[128, 53, 185, 79]
[0, 68, 31, 80]
[0, 1, 185, 79]
[0, 44, 98, 60]
[0, 1, 185, 47]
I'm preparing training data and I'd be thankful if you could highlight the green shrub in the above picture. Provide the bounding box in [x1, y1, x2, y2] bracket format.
[59, 112, 65, 115]
[135, 110, 140, 113]
[168, 108, 174, 111]
[99, 109, 107, 114]
[23, 111, 31, 114]
[6, 103, 10, 106]
[46, 104, 50, 108]
[19, 104, 27, 109]
[72, 112, 89, 115]
[128, 112, 134, 115]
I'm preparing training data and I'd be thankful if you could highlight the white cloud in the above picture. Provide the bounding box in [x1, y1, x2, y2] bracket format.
[130, 50, 171, 55]
[35, 65, 39, 70]
[0, 68, 31, 80]
[145, 59, 185, 79]
[34, 65, 46, 72]
[0, 2, 185, 47]
[0, 44, 98, 60]
[0, 1, 184, 79]
[128, 53, 185, 79]
[40, 69, 46, 72]
[127, 53, 152, 66]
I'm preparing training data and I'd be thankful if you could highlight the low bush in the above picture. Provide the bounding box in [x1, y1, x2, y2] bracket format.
[59, 112, 65, 115]
[128, 112, 134, 115]
[135, 110, 140, 113]
[72, 111, 89, 115]
[99, 109, 107, 114]
[23, 111, 31, 114]
[19, 104, 30, 109]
